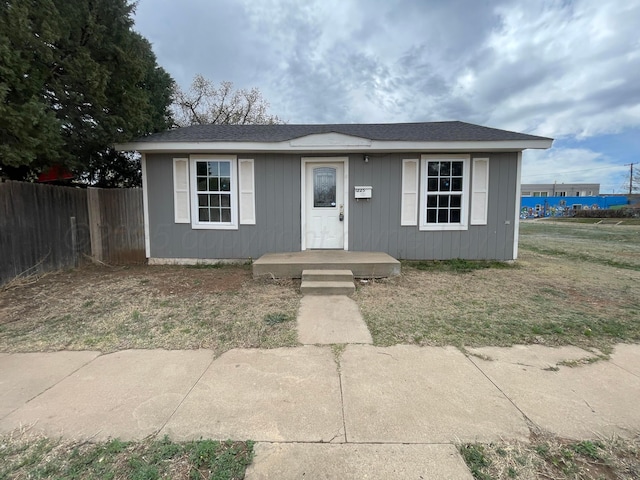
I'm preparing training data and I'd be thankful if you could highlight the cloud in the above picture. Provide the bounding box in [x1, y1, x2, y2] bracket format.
[134, 0, 640, 184]
[522, 147, 630, 193]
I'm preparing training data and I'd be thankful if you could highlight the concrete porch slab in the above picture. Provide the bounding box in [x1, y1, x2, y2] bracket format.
[468, 346, 640, 439]
[340, 345, 529, 443]
[297, 295, 372, 345]
[0, 351, 100, 420]
[245, 442, 473, 480]
[0, 350, 214, 441]
[253, 251, 400, 279]
[161, 346, 344, 442]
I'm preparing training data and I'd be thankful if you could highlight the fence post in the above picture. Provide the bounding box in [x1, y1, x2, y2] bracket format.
[87, 188, 103, 262]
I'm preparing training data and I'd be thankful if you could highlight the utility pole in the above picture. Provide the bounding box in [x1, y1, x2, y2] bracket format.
[626, 162, 638, 194]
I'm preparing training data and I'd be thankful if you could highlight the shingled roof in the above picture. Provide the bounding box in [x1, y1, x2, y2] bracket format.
[135, 121, 552, 143]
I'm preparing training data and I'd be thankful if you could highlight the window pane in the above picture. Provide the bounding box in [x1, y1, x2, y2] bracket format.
[450, 196, 461, 208]
[438, 209, 449, 223]
[439, 178, 451, 191]
[211, 209, 221, 222]
[221, 194, 230, 208]
[199, 208, 209, 222]
[450, 209, 461, 223]
[197, 162, 207, 176]
[427, 178, 438, 192]
[451, 162, 463, 176]
[427, 209, 437, 223]
[210, 194, 219, 207]
[209, 177, 219, 191]
[219, 162, 230, 176]
[314, 167, 336, 207]
[221, 208, 231, 222]
[439, 162, 450, 176]
[427, 195, 437, 207]
[198, 194, 208, 207]
[452, 178, 462, 191]
[197, 178, 207, 191]
[207, 162, 219, 176]
[220, 177, 231, 191]
[428, 162, 439, 176]
[438, 195, 449, 207]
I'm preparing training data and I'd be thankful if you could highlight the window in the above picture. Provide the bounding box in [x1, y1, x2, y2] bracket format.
[557, 192, 566, 197]
[313, 167, 336, 207]
[419, 154, 470, 230]
[190, 155, 238, 229]
[532, 191, 548, 197]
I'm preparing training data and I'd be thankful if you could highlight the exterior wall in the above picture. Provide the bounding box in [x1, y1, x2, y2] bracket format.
[146, 153, 301, 259]
[146, 151, 520, 261]
[348, 152, 518, 260]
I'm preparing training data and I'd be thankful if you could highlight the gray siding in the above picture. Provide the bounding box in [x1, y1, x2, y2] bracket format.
[146, 153, 301, 259]
[146, 151, 519, 261]
[348, 152, 518, 260]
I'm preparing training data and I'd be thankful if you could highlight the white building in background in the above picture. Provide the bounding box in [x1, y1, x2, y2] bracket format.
[521, 183, 600, 197]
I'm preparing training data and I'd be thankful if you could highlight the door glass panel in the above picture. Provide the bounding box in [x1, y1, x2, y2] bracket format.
[314, 167, 336, 207]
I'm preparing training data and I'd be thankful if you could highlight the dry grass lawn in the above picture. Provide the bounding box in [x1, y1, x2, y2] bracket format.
[0, 264, 299, 354]
[355, 221, 640, 354]
[1, 220, 638, 356]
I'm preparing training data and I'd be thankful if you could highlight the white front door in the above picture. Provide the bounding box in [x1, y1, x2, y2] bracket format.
[304, 161, 345, 249]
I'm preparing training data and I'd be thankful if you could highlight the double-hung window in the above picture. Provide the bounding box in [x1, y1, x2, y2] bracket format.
[190, 155, 238, 229]
[419, 154, 470, 230]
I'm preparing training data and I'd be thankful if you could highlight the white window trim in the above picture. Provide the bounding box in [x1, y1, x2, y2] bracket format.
[419, 154, 470, 231]
[190, 154, 238, 230]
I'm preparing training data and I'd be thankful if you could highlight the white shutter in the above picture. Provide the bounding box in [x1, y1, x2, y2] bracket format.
[470, 158, 489, 225]
[238, 158, 256, 225]
[173, 158, 190, 223]
[401, 159, 419, 226]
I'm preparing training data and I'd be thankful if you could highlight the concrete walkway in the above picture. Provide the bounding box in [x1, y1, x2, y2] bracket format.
[297, 295, 373, 345]
[1, 344, 640, 478]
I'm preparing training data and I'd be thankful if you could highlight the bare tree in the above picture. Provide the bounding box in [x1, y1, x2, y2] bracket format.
[172, 75, 284, 127]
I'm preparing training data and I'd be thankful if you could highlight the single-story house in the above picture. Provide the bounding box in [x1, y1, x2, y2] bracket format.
[116, 121, 552, 264]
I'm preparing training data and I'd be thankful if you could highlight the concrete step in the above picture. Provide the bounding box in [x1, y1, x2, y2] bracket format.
[302, 269, 354, 282]
[253, 251, 401, 279]
[300, 280, 356, 296]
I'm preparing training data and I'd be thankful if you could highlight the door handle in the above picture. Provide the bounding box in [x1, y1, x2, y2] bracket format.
[339, 204, 344, 221]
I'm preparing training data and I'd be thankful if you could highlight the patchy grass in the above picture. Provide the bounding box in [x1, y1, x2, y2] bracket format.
[460, 433, 640, 479]
[0, 432, 253, 480]
[356, 222, 640, 353]
[540, 217, 640, 225]
[0, 264, 299, 354]
[404, 258, 516, 274]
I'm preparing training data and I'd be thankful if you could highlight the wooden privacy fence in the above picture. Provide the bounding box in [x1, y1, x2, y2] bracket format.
[87, 188, 145, 264]
[0, 181, 145, 287]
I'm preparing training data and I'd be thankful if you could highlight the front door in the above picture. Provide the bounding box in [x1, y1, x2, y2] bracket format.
[305, 162, 344, 249]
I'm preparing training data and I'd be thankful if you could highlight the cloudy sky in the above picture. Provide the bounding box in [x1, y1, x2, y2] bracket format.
[134, 0, 640, 193]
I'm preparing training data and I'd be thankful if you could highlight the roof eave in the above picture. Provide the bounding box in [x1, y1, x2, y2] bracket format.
[115, 138, 553, 154]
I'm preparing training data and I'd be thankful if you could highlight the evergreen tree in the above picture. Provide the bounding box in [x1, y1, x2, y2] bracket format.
[0, 0, 173, 186]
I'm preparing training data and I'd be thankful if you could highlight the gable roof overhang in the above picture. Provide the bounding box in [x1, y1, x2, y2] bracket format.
[115, 121, 553, 154]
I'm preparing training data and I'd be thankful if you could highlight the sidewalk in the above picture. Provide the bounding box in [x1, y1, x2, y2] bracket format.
[1, 343, 639, 479]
